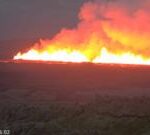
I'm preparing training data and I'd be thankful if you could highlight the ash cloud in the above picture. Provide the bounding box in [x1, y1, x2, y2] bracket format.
[22, 0, 150, 59]
[0, 0, 149, 40]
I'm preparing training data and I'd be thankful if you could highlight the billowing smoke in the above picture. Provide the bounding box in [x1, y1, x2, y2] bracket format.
[14, 0, 150, 64]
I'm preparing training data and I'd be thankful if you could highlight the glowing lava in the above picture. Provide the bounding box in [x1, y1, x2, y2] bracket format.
[14, 49, 88, 63]
[14, 47, 150, 65]
[93, 48, 150, 65]
[14, 1, 150, 65]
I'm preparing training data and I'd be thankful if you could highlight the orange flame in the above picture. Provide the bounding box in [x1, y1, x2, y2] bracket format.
[14, 47, 150, 65]
[14, 1, 150, 65]
[14, 49, 88, 63]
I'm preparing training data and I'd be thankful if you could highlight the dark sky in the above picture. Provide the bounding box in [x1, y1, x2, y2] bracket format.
[0, 0, 148, 40]
[0, 0, 86, 40]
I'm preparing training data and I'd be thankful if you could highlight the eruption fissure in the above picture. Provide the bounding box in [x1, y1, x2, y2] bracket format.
[14, 1, 150, 65]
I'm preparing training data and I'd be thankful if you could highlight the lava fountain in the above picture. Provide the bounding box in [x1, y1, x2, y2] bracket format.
[14, 1, 150, 65]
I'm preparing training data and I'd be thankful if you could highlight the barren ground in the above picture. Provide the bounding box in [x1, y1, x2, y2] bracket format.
[0, 62, 150, 134]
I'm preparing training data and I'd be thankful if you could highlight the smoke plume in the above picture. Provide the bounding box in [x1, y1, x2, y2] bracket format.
[14, 0, 150, 64]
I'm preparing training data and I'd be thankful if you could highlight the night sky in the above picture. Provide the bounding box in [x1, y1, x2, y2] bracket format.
[0, 0, 149, 40]
[0, 0, 86, 40]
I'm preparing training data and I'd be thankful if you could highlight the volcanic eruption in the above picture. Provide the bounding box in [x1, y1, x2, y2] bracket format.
[14, 0, 150, 65]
